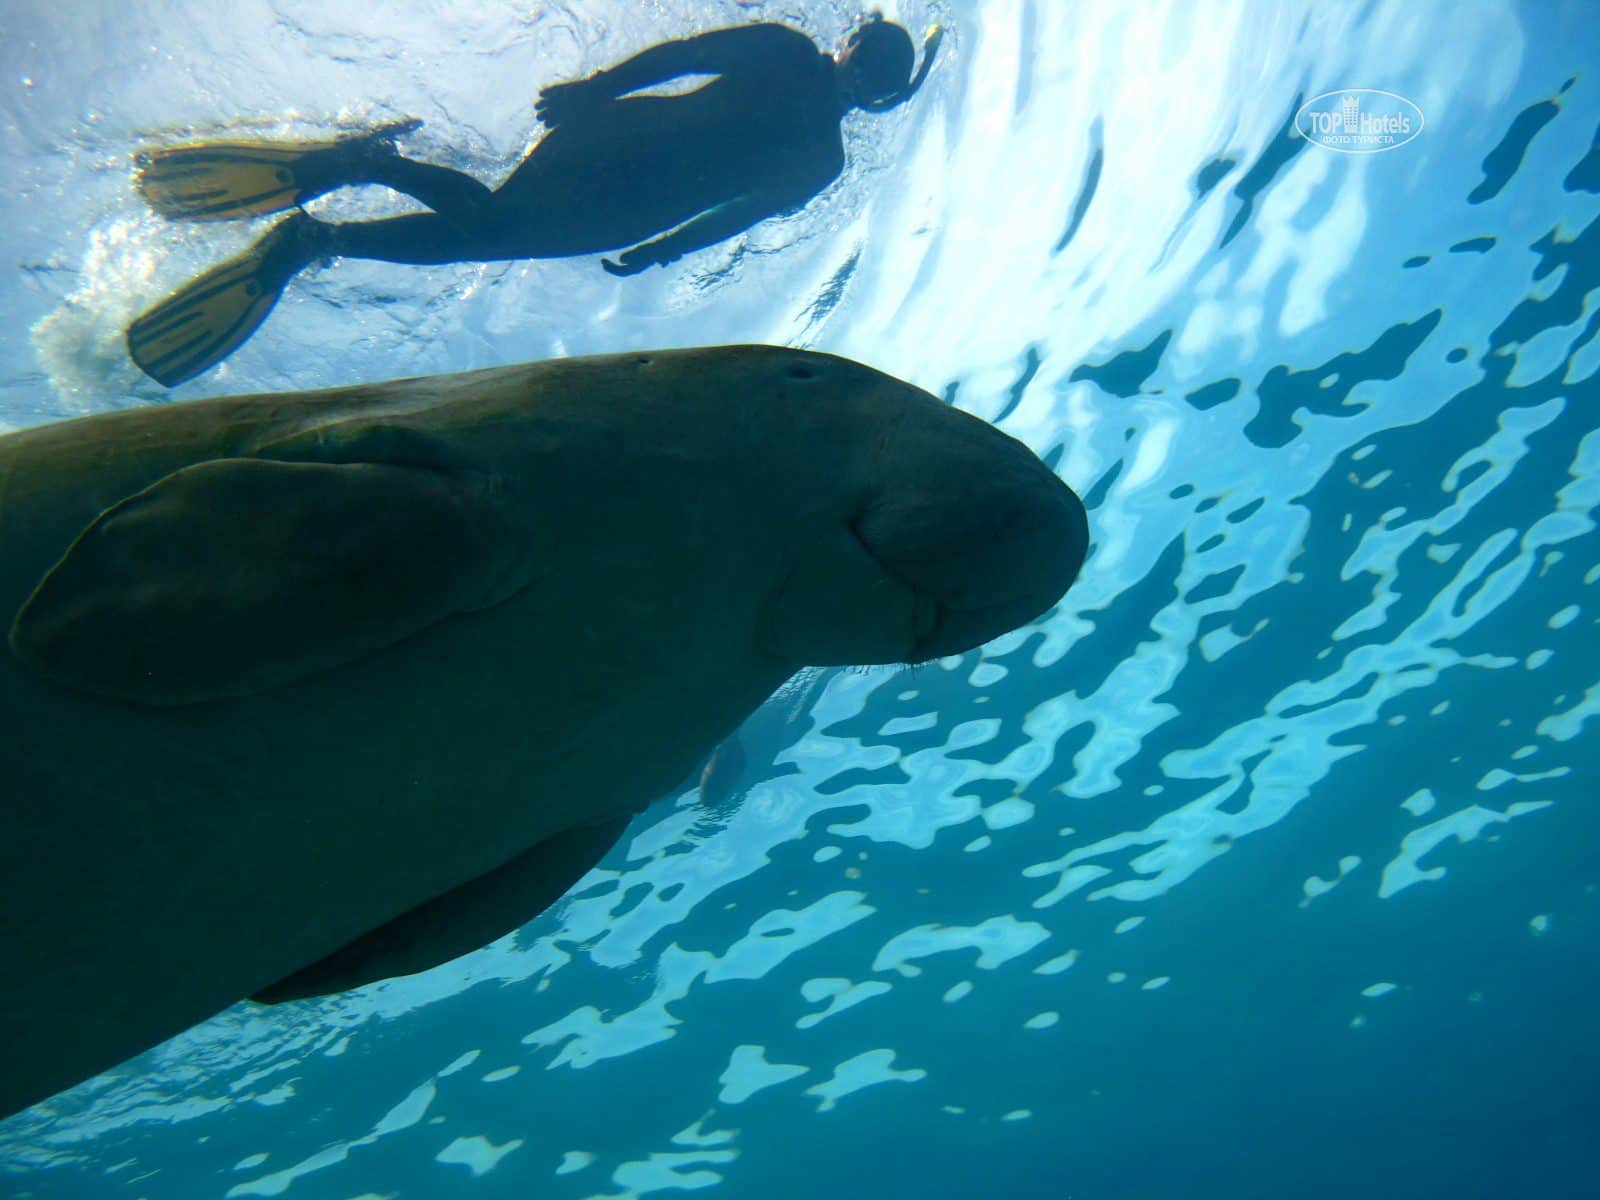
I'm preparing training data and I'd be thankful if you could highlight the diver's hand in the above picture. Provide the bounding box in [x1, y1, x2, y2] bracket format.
[536, 77, 606, 127]
[600, 254, 649, 278]
[601, 245, 672, 277]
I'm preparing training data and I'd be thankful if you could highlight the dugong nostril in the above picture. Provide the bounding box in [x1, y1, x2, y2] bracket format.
[990, 502, 1034, 538]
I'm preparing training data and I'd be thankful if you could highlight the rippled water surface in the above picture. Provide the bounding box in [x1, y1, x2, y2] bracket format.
[3, 1, 1598, 1197]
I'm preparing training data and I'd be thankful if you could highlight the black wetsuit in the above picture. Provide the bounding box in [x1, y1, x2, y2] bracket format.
[325, 23, 847, 269]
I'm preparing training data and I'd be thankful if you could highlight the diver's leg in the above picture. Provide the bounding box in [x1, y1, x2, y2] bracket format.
[315, 212, 509, 266]
[359, 157, 495, 226]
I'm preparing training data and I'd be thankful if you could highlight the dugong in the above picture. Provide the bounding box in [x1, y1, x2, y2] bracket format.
[0, 346, 1087, 1118]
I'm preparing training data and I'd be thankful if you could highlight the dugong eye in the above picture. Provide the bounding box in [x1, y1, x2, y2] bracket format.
[786, 363, 818, 381]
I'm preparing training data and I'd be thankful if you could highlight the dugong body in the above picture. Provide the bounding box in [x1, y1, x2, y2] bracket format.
[0, 346, 1087, 1119]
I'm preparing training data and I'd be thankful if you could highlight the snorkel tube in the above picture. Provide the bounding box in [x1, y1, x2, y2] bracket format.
[858, 22, 945, 113]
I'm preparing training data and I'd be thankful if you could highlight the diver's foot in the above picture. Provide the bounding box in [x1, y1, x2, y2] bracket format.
[291, 118, 425, 200]
[135, 118, 424, 221]
[255, 210, 334, 285]
[126, 212, 327, 387]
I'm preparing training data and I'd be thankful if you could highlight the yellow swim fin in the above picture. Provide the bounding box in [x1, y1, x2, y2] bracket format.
[134, 118, 422, 221]
[127, 215, 319, 387]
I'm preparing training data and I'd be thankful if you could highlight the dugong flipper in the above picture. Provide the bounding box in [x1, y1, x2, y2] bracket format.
[0, 346, 1088, 1119]
[252, 814, 631, 1003]
[13, 453, 530, 707]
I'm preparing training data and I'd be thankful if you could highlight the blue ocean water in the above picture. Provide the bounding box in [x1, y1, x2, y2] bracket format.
[2, 0, 1598, 1197]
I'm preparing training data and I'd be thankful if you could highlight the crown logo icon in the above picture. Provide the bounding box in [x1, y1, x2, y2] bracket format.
[1341, 94, 1360, 129]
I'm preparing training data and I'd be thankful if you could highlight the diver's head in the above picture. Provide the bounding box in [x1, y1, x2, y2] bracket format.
[836, 15, 941, 113]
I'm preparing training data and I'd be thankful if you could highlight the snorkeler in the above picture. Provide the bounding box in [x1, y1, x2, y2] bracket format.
[126, 16, 942, 387]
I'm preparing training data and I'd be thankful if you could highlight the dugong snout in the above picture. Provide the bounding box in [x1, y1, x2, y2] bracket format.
[768, 355, 1088, 669]
[852, 401, 1089, 662]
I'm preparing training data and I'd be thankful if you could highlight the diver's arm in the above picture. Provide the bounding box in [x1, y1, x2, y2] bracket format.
[600, 192, 788, 277]
[588, 23, 811, 96]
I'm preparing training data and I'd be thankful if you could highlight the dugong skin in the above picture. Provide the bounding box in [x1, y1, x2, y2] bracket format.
[0, 346, 1087, 1120]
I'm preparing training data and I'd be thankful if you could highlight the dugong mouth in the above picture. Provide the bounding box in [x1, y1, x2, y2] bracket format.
[910, 589, 942, 658]
[849, 518, 944, 662]
[849, 467, 1089, 664]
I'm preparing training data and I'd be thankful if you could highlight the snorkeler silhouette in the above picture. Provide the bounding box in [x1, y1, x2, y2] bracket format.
[126, 17, 942, 387]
